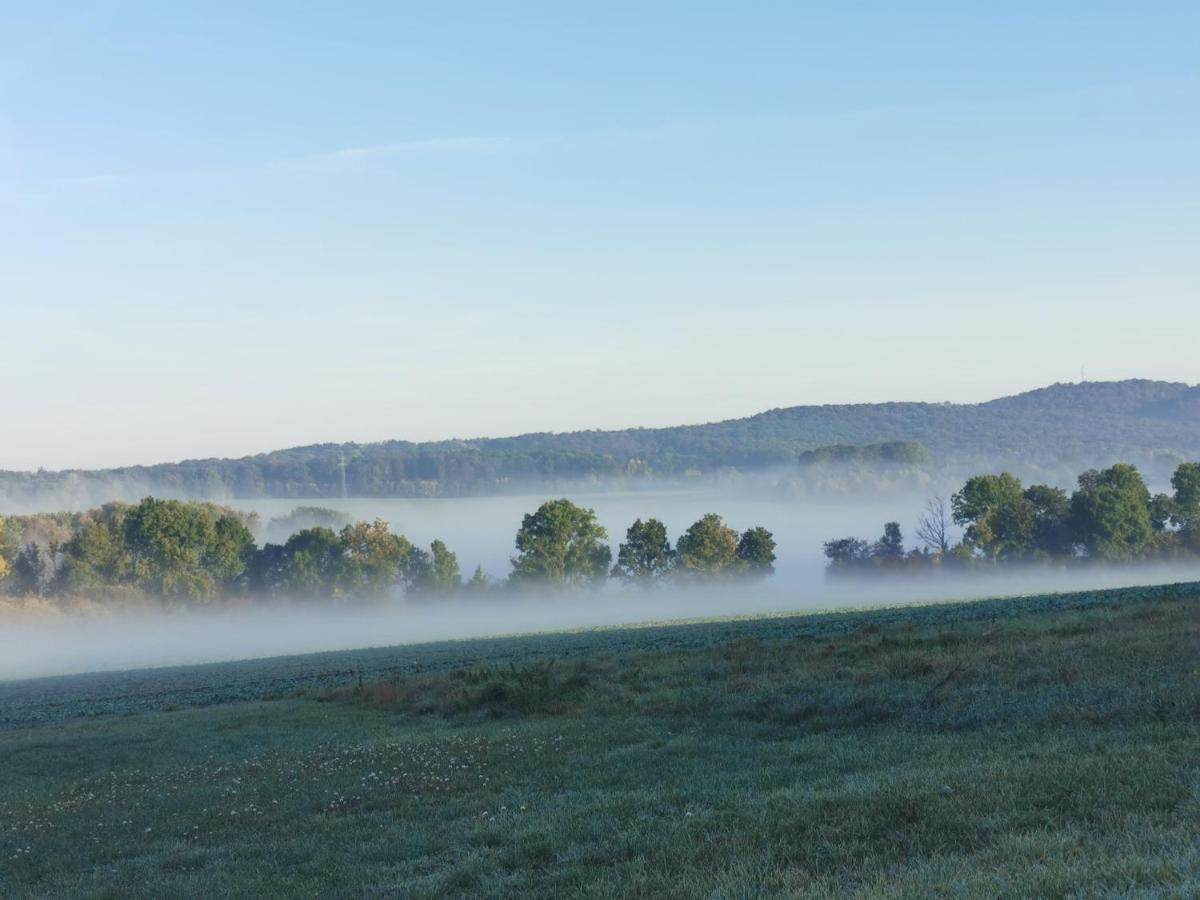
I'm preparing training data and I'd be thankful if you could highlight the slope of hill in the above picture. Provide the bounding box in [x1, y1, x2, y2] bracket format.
[3, 583, 1198, 896]
[3, 380, 1198, 506]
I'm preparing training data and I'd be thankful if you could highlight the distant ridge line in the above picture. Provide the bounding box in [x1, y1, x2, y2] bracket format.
[1, 379, 1198, 506]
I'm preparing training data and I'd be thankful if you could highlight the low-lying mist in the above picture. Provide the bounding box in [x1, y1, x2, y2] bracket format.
[4, 562, 1198, 682]
[238, 489, 935, 584]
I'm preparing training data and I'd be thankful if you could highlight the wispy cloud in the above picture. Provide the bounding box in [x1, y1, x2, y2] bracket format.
[282, 135, 521, 167]
[40, 123, 682, 193]
[39, 134, 523, 193]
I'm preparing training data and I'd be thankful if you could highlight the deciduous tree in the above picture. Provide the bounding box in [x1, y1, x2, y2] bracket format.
[736, 526, 776, 576]
[1023, 484, 1074, 559]
[510, 499, 611, 588]
[915, 496, 950, 555]
[675, 513, 739, 576]
[1069, 464, 1154, 561]
[1171, 462, 1200, 547]
[611, 518, 673, 586]
[340, 519, 411, 595]
[873, 522, 905, 560]
[951, 473, 1035, 561]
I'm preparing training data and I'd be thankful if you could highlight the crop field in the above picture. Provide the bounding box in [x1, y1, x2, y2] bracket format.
[2, 581, 1199, 897]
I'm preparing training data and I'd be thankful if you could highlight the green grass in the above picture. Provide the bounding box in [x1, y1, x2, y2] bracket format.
[2, 584, 1199, 897]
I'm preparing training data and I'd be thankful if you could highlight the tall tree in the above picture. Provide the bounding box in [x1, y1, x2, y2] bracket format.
[464, 565, 491, 594]
[1069, 464, 1154, 561]
[873, 522, 906, 560]
[915, 496, 950, 555]
[675, 513, 739, 576]
[736, 526, 776, 576]
[0, 516, 9, 582]
[59, 504, 132, 594]
[510, 499, 611, 588]
[11, 544, 46, 596]
[407, 539, 462, 595]
[401, 546, 432, 592]
[340, 519, 411, 595]
[1023, 484, 1074, 559]
[951, 473, 1035, 561]
[123, 498, 220, 600]
[247, 542, 292, 597]
[611, 518, 673, 586]
[428, 540, 462, 592]
[1171, 462, 1200, 548]
[280, 527, 349, 598]
[823, 538, 872, 572]
[205, 515, 257, 590]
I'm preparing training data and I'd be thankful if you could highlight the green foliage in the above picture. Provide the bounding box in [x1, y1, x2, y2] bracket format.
[823, 537, 872, 570]
[831, 460, 1200, 574]
[0, 515, 12, 580]
[5, 493, 780, 605]
[1069, 464, 1154, 561]
[798, 440, 931, 467]
[1023, 484, 1073, 559]
[952, 473, 1035, 561]
[509, 499, 611, 589]
[1171, 460, 1200, 509]
[59, 504, 132, 594]
[464, 564, 490, 594]
[340, 519, 412, 596]
[1171, 461, 1200, 547]
[673, 515, 774, 579]
[873, 522, 905, 560]
[277, 527, 348, 598]
[429, 540, 462, 592]
[735, 526, 776, 576]
[121, 498, 255, 601]
[11, 543, 46, 596]
[611, 518, 673, 586]
[406, 539, 463, 596]
[1150, 492, 1176, 531]
[675, 513, 739, 576]
[246, 542, 291, 596]
[206, 516, 257, 585]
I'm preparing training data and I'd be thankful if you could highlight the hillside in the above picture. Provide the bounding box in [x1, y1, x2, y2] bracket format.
[3, 582, 1198, 896]
[3, 380, 1199, 506]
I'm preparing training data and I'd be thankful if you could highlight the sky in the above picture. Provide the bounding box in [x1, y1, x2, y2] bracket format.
[1, 1, 1197, 470]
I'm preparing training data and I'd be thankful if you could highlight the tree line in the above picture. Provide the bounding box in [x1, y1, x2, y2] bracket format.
[0, 497, 774, 606]
[824, 461, 1200, 573]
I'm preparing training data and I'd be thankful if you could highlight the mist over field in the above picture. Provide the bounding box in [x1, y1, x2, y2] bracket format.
[238, 490, 924, 586]
[4, 566, 1199, 682]
[3, 480, 1197, 680]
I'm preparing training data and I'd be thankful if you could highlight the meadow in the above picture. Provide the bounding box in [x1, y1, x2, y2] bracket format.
[2, 581, 1198, 897]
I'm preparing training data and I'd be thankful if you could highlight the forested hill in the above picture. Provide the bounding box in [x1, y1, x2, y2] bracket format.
[4, 380, 1200, 506]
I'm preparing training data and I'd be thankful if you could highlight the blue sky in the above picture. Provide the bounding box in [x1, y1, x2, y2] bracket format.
[1, 2, 1197, 469]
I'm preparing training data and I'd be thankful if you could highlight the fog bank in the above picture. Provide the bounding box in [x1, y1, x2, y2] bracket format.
[3, 564, 1197, 682]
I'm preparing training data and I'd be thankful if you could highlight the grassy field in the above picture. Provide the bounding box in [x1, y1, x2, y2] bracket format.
[2, 583, 1198, 898]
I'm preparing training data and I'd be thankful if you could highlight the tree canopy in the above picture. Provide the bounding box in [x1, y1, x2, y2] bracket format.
[611, 518, 673, 586]
[675, 514, 740, 576]
[1, 497, 777, 606]
[827, 460, 1200, 575]
[510, 499, 612, 588]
